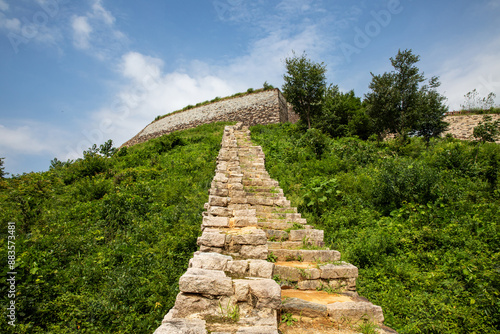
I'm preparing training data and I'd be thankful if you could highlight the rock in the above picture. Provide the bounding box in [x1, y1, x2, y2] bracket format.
[297, 280, 322, 290]
[197, 231, 226, 248]
[240, 245, 268, 260]
[173, 293, 216, 317]
[236, 326, 278, 334]
[199, 246, 223, 253]
[209, 206, 232, 217]
[248, 260, 274, 278]
[179, 269, 233, 296]
[209, 196, 229, 207]
[189, 253, 232, 271]
[281, 297, 327, 317]
[289, 229, 324, 242]
[153, 318, 207, 334]
[320, 263, 358, 279]
[225, 260, 249, 277]
[248, 279, 281, 309]
[232, 229, 267, 245]
[233, 279, 250, 302]
[327, 301, 384, 324]
[232, 216, 258, 227]
[202, 216, 229, 228]
[264, 230, 288, 241]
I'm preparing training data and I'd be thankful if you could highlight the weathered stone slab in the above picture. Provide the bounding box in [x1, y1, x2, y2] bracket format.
[233, 209, 256, 217]
[210, 188, 229, 197]
[327, 301, 384, 324]
[202, 216, 230, 229]
[189, 253, 232, 271]
[233, 279, 250, 302]
[209, 206, 232, 217]
[289, 229, 324, 242]
[297, 280, 322, 290]
[232, 229, 267, 245]
[209, 196, 229, 207]
[320, 263, 358, 279]
[236, 326, 278, 334]
[265, 229, 288, 241]
[197, 231, 226, 248]
[240, 245, 268, 260]
[178, 269, 233, 296]
[225, 260, 249, 277]
[213, 173, 229, 183]
[281, 297, 327, 317]
[248, 279, 281, 309]
[199, 246, 223, 253]
[271, 249, 341, 262]
[154, 318, 207, 334]
[248, 260, 274, 278]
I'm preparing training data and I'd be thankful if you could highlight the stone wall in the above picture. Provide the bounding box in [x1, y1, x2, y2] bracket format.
[122, 89, 298, 147]
[443, 114, 500, 142]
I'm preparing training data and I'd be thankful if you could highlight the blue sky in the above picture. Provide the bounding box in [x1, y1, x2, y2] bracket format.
[1, 0, 499, 175]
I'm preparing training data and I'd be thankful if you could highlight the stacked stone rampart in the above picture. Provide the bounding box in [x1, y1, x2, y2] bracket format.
[443, 114, 500, 142]
[154, 123, 394, 334]
[123, 89, 297, 147]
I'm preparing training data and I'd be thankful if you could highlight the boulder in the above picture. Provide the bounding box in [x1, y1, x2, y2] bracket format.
[179, 269, 233, 296]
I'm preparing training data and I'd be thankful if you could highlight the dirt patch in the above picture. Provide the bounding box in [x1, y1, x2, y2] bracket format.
[282, 290, 352, 305]
[278, 316, 358, 334]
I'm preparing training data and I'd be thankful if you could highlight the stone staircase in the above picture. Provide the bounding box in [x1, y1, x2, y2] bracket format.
[154, 123, 395, 334]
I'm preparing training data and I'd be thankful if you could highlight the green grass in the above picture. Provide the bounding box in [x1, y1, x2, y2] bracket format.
[250, 122, 500, 334]
[0, 122, 232, 333]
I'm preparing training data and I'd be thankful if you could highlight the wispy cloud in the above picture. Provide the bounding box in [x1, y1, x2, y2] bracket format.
[69, 0, 128, 59]
[0, 121, 68, 156]
[439, 36, 500, 110]
[0, 0, 9, 12]
[71, 16, 92, 50]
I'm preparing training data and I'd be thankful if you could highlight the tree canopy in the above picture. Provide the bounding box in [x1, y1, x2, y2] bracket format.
[282, 52, 327, 129]
[365, 49, 448, 140]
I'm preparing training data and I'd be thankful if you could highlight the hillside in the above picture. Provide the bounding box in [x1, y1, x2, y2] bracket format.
[0, 123, 231, 333]
[0, 120, 499, 333]
[250, 123, 500, 333]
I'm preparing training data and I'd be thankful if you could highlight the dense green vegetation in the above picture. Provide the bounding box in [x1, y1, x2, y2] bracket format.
[251, 123, 500, 333]
[0, 122, 231, 333]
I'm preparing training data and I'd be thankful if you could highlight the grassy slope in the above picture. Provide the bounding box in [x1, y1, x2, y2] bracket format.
[1, 120, 499, 333]
[0, 122, 232, 333]
[250, 123, 500, 334]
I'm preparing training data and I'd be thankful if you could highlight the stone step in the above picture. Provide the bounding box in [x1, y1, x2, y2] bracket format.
[273, 261, 357, 292]
[280, 290, 384, 325]
[268, 249, 341, 263]
[253, 205, 297, 213]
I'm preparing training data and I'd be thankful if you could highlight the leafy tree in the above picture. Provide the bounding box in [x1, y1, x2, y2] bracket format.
[318, 85, 374, 139]
[415, 77, 449, 142]
[473, 115, 500, 143]
[365, 49, 448, 139]
[0, 157, 6, 178]
[282, 52, 327, 129]
[99, 139, 118, 157]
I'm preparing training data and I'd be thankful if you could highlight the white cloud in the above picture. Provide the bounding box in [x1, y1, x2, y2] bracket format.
[92, 0, 115, 25]
[439, 37, 500, 110]
[120, 52, 164, 82]
[0, 0, 8, 11]
[0, 15, 20, 31]
[71, 16, 92, 49]
[70, 0, 126, 58]
[0, 122, 66, 156]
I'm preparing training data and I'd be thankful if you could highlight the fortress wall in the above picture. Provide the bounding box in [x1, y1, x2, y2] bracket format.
[443, 114, 500, 142]
[122, 89, 297, 147]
